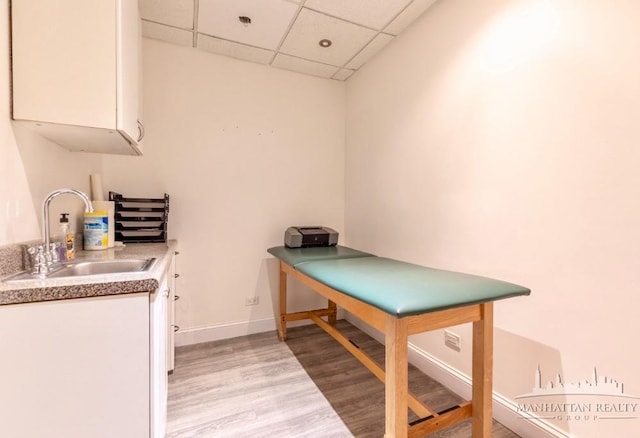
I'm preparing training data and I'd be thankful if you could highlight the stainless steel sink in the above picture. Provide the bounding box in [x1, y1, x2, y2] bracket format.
[48, 258, 157, 278]
[3, 258, 157, 282]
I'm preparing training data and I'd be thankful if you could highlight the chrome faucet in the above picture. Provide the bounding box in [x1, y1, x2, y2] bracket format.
[30, 189, 94, 274]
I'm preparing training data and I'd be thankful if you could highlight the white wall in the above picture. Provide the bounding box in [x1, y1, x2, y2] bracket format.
[346, 0, 639, 436]
[3, 8, 345, 341]
[103, 39, 346, 341]
[6, 1, 637, 433]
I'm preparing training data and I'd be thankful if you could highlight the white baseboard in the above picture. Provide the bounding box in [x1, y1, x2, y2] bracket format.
[175, 317, 278, 346]
[175, 309, 345, 347]
[345, 314, 570, 438]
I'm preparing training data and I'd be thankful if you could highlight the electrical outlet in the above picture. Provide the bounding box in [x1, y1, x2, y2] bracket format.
[444, 330, 461, 351]
[245, 296, 259, 306]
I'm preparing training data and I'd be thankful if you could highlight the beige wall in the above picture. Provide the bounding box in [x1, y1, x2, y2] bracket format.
[345, 0, 639, 436]
[102, 39, 346, 338]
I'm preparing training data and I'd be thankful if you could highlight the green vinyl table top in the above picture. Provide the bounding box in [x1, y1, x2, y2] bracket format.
[267, 246, 530, 318]
[267, 245, 374, 267]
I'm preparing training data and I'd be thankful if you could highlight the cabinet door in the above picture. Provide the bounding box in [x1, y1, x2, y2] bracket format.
[0, 294, 150, 438]
[11, 0, 142, 155]
[117, 0, 142, 148]
[12, 0, 116, 129]
[168, 251, 177, 372]
[150, 281, 169, 438]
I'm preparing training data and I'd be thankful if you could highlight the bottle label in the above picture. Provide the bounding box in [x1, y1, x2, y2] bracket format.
[84, 214, 109, 250]
[65, 234, 75, 259]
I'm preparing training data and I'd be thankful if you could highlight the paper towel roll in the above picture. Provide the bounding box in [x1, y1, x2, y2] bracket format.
[90, 173, 105, 202]
[92, 200, 115, 248]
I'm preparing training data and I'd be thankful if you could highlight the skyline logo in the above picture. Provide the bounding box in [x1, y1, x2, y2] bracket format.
[517, 365, 633, 398]
[515, 365, 639, 422]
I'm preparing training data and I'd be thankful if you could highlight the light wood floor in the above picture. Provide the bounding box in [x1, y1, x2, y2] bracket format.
[167, 320, 520, 437]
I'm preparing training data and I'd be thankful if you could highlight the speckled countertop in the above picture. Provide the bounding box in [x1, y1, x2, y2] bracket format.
[0, 240, 177, 306]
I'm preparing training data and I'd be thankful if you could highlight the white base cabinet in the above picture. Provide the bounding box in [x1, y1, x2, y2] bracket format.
[0, 293, 150, 438]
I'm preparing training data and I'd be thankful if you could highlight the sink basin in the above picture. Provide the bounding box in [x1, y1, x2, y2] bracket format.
[47, 258, 157, 278]
[3, 258, 157, 282]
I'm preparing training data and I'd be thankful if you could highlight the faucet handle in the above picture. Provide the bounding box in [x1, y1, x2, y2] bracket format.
[49, 242, 62, 264]
[27, 244, 48, 274]
[27, 244, 44, 258]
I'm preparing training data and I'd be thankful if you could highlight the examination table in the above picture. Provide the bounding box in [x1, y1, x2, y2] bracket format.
[267, 245, 530, 438]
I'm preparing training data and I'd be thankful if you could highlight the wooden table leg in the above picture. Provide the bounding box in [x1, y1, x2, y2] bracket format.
[472, 302, 493, 437]
[328, 300, 337, 326]
[278, 261, 287, 341]
[385, 315, 409, 438]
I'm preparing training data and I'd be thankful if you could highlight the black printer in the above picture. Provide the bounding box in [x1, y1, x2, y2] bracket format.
[284, 226, 338, 248]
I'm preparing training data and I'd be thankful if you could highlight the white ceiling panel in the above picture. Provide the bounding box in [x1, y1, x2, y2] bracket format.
[139, 0, 195, 29]
[333, 68, 356, 81]
[138, 0, 438, 80]
[142, 21, 194, 47]
[385, 0, 438, 36]
[304, 0, 412, 30]
[197, 34, 274, 64]
[198, 0, 299, 50]
[345, 33, 394, 70]
[272, 54, 339, 79]
[280, 9, 376, 67]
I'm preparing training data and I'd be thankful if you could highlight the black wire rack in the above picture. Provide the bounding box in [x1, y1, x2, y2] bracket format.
[109, 192, 169, 243]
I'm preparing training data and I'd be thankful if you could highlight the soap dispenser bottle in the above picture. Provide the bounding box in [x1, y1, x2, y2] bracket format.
[59, 213, 75, 260]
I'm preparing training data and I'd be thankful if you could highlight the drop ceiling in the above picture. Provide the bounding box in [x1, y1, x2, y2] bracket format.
[139, 0, 439, 81]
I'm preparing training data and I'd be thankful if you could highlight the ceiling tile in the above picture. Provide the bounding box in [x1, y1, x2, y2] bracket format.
[304, 0, 411, 30]
[333, 68, 355, 81]
[272, 54, 339, 79]
[345, 33, 394, 70]
[197, 34, 274, 64]
[142, 21, 194, 47]
[385, 0, 438, 35]
[139, 0, 195, 29]
[280, 9, 376, 67]
[139, 0, 431, 80]
[198, 0, 299, 51]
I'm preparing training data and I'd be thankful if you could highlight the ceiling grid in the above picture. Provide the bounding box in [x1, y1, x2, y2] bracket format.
[139, 0, 439, 81]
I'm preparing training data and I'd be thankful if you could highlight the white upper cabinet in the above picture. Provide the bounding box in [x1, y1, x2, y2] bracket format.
[11, 0, 144, 155]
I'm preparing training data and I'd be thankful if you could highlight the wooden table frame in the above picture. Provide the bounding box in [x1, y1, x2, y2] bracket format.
[277, 260, 494, 438]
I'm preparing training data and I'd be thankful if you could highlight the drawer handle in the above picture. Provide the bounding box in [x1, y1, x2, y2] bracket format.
[174, 273, 180, 278]
[174, 251, 180, 255]
[173, 325, 180, 333]
[174, 295, 180, 301]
